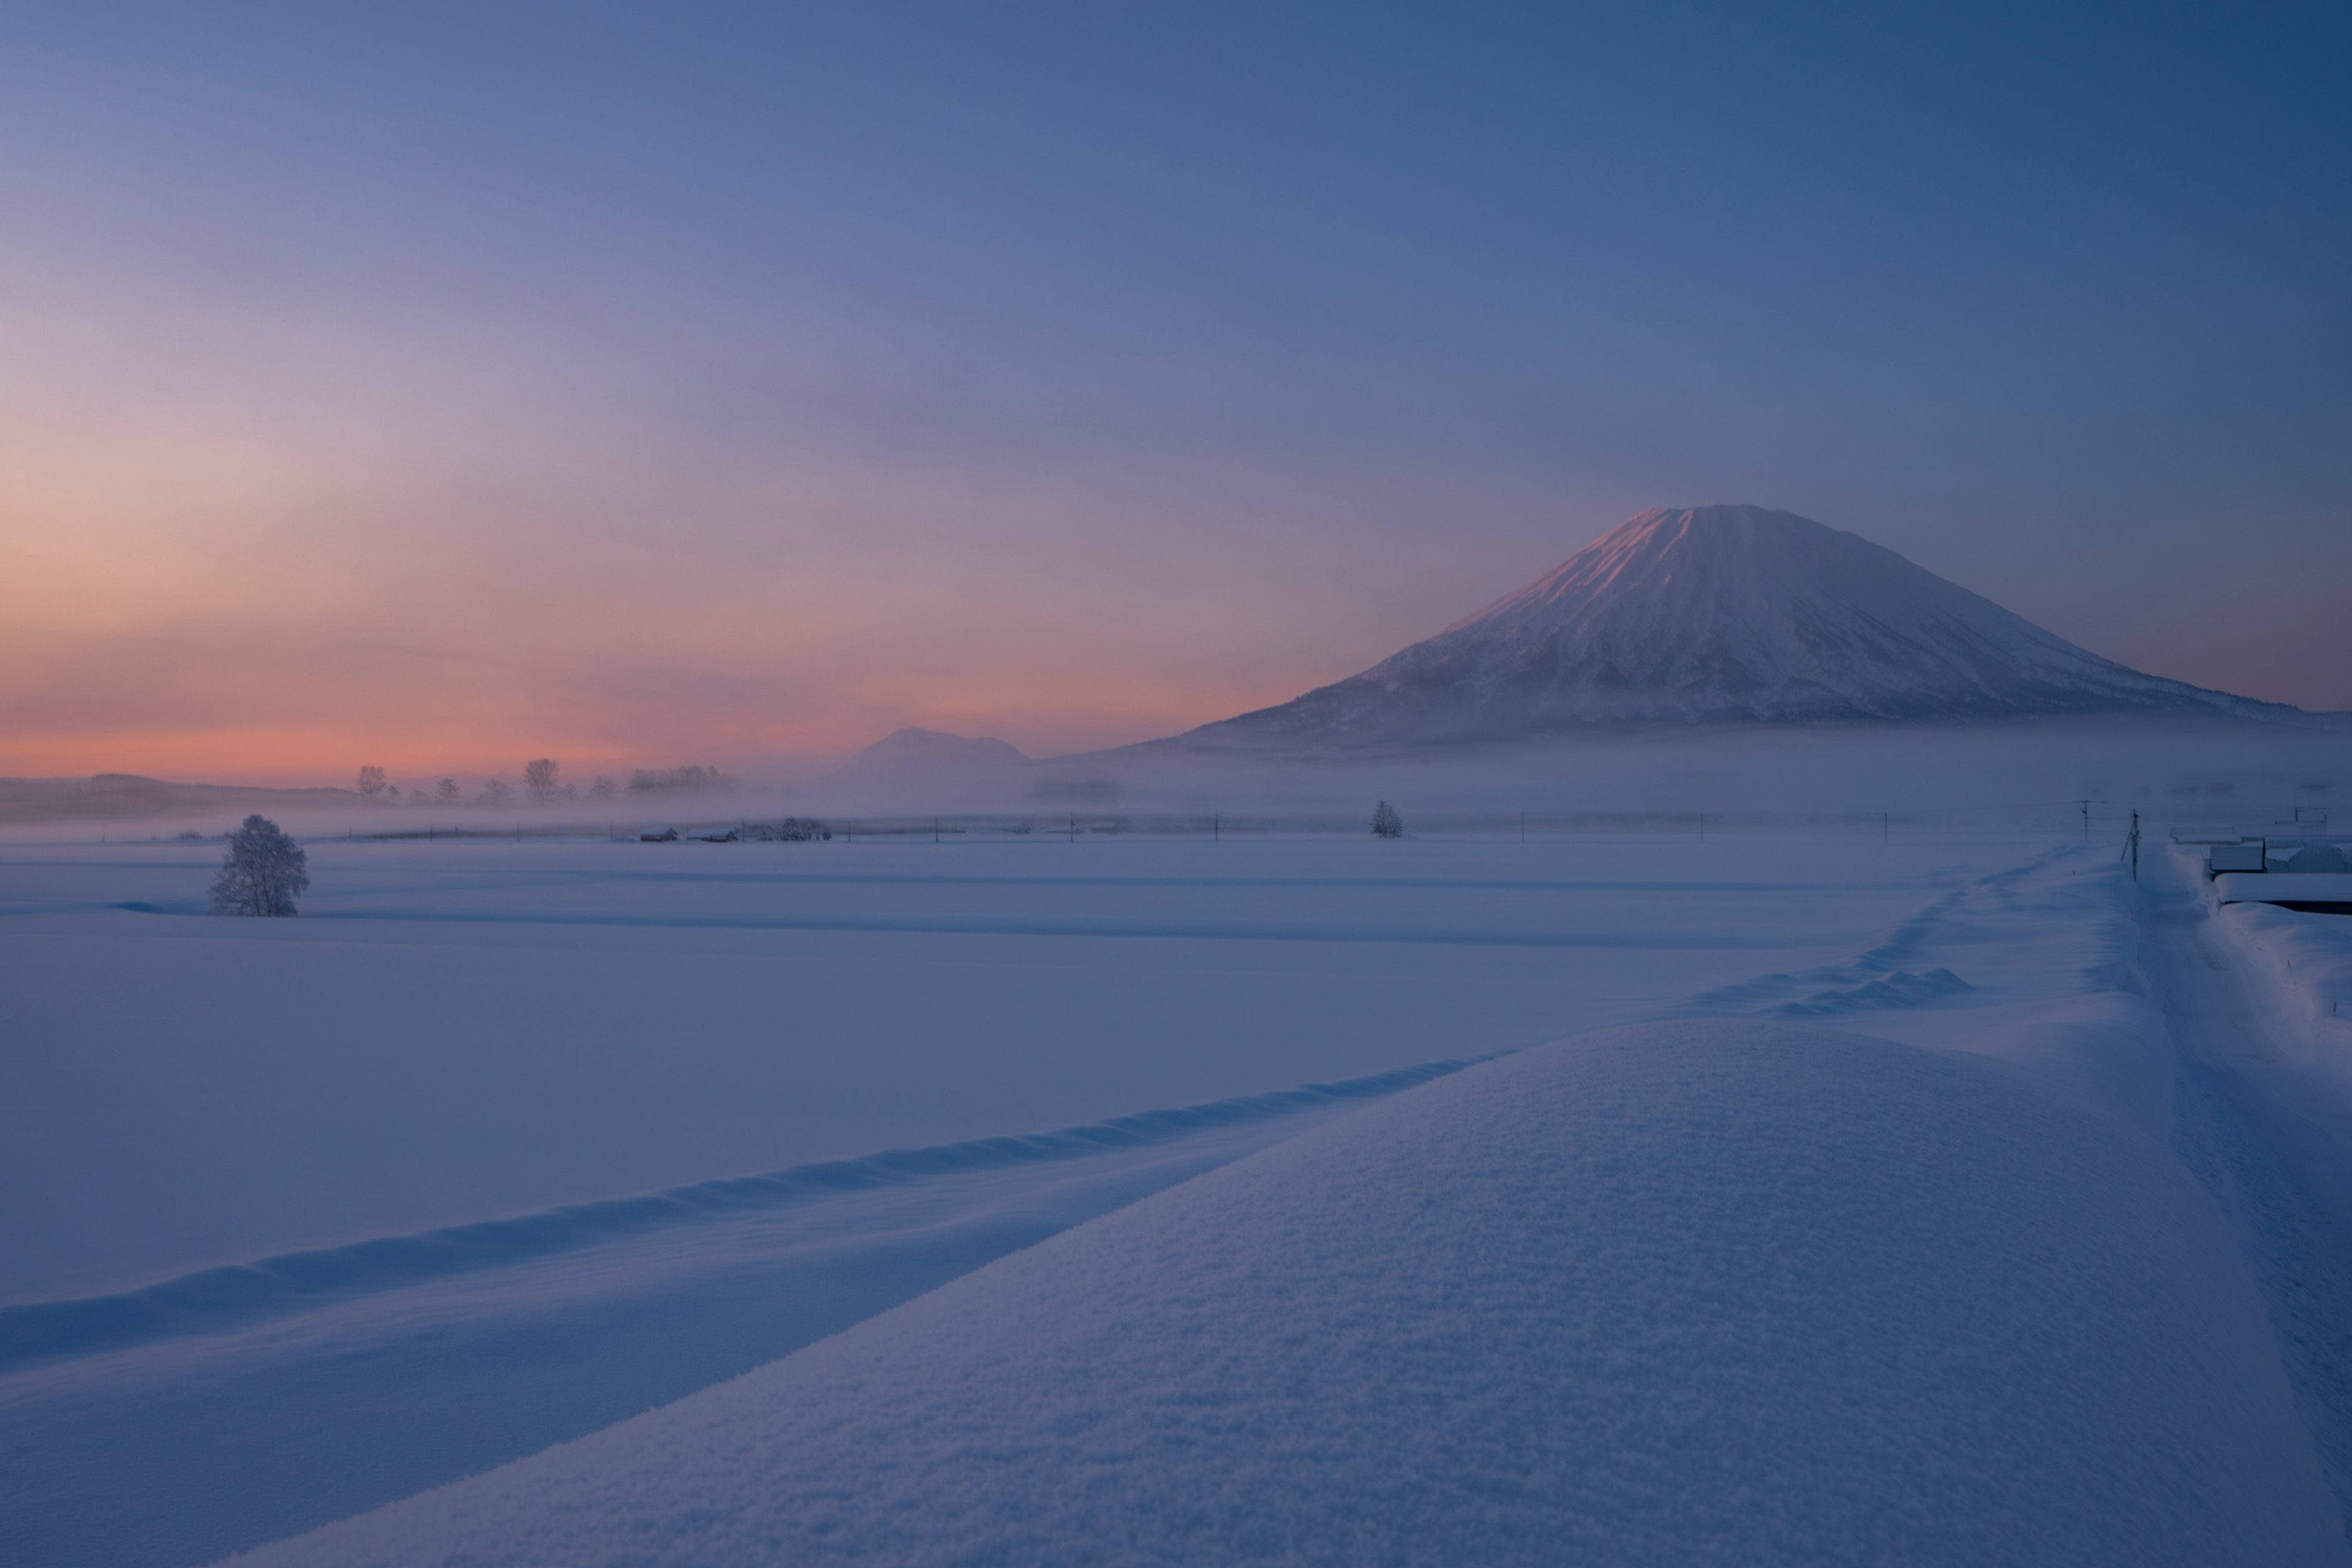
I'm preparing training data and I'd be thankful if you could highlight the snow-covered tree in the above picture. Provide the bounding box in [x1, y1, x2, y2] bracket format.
[355, 766, 387, 797]
[209, 815, 309, 917]
[1371, 801, 1403, 839]
[524, 758, 560, 802]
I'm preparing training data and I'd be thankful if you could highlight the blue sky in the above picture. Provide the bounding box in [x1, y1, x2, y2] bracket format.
[2, 2, 2345, 775]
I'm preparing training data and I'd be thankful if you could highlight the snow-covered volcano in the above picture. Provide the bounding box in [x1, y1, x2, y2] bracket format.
[1181, 505, 2288, 745]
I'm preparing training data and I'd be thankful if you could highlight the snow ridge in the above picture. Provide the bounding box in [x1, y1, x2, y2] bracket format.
[0, 1057, 1478, 1371]
[233, 1022, 2345, 1567]
[1186, 505, 2289, 744]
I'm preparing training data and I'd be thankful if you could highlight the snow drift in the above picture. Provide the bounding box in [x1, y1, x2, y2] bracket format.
[1179, 505, 2291, 745]
[236, 1020, 2342, 1567]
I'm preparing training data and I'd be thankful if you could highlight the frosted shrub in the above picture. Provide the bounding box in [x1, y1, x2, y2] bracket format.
[1371, 801, 1403, 839]
[209, 815, 309, 917]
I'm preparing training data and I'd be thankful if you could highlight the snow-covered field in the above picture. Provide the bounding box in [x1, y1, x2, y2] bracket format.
[2, 833, 2010, 1302]
[4, 826, 2348, 1564]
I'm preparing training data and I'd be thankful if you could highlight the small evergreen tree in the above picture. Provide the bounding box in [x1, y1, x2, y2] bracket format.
[1371, 801, 1403, 838]
[210, 815, 309, 916]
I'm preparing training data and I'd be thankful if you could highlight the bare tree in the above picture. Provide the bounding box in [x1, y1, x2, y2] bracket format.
[589, 775, 618, 799]
[480, 779, 513, 808]
[1371, 801, 1403, 839]
[437, 778, 461, 804]
[210, 815, 309, 916]
[356, 766, 387, 797]
[524, 758, 560, 803]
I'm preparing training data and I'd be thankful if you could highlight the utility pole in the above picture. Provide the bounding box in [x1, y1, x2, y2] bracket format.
[2119, 810, 2141, 881]
[2078, 799, 2090, 840]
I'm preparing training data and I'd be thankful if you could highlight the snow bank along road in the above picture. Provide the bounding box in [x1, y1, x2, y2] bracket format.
[2148, 842, 2352, 1515]
[4, 831, 2348, 1562]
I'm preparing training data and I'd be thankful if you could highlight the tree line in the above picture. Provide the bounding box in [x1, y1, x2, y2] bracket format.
[349, 761, 728, 809]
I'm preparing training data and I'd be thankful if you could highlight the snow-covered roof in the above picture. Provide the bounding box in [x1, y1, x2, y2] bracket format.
[234, 1020, 2337, 1566]
[2218, 872, 2352, 908]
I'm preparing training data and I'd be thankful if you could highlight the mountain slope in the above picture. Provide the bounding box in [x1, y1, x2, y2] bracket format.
[1183, 505, 2289, 745]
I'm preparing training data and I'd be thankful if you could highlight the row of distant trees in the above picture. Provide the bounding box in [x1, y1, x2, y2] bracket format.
[351, 761, 727, 809]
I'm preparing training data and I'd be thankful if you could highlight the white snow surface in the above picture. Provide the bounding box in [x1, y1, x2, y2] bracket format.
[239, 1018, 2342, 1567]
[0, 834, 1987, 1302]
[2, 830, 2062, 1566]
[1186, 505, 2283, 742]
[9, 827, 2350, 1564]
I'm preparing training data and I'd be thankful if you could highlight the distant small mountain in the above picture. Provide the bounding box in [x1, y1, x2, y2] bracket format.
[0, 774, 357, 825]
[849, 728, 1030, 769]
[1174, 505, 2293, 747]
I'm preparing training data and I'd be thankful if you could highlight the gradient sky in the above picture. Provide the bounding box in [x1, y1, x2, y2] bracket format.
[3, 3, 2346, 782]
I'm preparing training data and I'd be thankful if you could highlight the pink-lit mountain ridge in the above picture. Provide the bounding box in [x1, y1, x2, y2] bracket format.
[1175, 505, 2292, 746]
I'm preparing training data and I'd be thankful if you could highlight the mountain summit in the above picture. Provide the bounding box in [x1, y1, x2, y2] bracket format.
[1180, 505, 2288, 745]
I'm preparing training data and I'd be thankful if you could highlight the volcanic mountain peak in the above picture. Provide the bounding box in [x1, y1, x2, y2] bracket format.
[1181, 505, 2288, 745]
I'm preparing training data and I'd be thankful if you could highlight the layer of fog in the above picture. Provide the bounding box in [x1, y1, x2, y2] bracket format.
[6, 719, 2341, 842]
